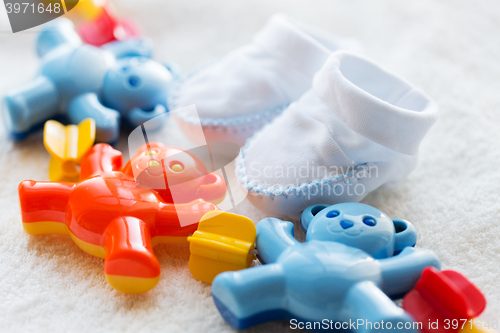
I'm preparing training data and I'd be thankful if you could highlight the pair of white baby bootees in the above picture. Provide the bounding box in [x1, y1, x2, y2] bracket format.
[172, 14, 438, 218]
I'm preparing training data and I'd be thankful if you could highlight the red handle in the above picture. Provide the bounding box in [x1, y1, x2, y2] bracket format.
[196, 173, 227, 202]
[80, 143, 123, 179]
[402, 267, 486, 333]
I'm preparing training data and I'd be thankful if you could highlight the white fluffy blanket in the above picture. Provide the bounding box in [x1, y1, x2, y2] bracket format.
[0, 0, 498, 331]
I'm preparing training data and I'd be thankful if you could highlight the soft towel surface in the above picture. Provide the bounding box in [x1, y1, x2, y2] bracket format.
[0, 0, 499, 332]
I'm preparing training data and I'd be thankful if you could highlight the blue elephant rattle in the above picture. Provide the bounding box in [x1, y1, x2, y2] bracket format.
[211, 203, 440, 332]
[2, 18, 175, 143]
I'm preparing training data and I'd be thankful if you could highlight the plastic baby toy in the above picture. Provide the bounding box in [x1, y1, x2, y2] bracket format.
[78, 2, 140, 46]
[67, 0, 140, 46]
[210, 203, 441, 331]
[19, 142, 226, 294]
[44, 118, 96, 182]
[188, 211, 257, 284]
[403, 267, 492, 333]
[2, 17, 173, 143]
[66, 0, 104, 22]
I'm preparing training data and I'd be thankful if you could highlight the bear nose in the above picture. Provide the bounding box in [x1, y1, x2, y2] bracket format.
[340, 220, 354, 229]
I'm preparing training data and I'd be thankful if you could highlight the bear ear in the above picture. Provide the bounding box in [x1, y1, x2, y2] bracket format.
[301, 204, 330, 232]
[393, 219, 418, 255]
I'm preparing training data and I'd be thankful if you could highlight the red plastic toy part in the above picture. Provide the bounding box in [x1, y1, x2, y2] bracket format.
[19, 143, 226, 294]
[403, 267, 486, 333]
[78, 5, 140, 46]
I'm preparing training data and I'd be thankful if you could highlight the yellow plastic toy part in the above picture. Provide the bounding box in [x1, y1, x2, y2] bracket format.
[43, 119, 96, 182]
[459, 319, 498, 333]
[188, 211, 256, 284]
[65, 0, 104, 21]
[22, 220, 185, 294]
[105, 275, 160, 294]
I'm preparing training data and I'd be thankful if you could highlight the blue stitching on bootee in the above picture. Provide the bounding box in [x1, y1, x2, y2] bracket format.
[167, 61, 288, 132]
[235, 127, 376, 200]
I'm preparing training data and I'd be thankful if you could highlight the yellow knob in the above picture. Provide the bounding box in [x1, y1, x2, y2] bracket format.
[170, 163, 183, 172]
[148, 160, 160, 168]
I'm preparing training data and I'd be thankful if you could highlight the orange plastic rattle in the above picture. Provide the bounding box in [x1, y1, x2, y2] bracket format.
[19, 143, 226, 294]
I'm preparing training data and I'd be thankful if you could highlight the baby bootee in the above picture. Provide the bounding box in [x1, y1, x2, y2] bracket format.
[237, 51, 438, 218]
[172, 13, 360, 147]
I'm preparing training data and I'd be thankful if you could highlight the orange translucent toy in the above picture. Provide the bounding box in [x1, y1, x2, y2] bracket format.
[19, 143, 226, 294]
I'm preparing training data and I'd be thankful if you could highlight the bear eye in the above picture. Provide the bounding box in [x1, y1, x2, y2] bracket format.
[128, 76, 141, 87]
[363, 217, 376, 226]
[148, 160, 160, 168]
[169, 161, 184, 172]
[326, 210, 339, 218]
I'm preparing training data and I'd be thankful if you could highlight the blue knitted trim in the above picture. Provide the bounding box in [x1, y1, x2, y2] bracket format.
[167, 63, 288, 131]
[235, 129, 377, 200]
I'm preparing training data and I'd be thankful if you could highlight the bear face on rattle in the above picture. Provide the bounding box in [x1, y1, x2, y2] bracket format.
[2, 18, 174, 143]
[212, 203, 441, 332]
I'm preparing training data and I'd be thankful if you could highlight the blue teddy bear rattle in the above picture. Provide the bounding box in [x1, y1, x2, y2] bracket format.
[2, 18, 175, 143]
[211, 203, 440, 332]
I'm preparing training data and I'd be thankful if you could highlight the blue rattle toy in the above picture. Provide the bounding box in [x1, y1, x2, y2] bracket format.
[211, 203, 441, 331]
[2, 18, 175, 143]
